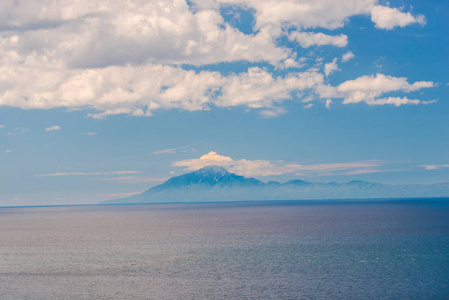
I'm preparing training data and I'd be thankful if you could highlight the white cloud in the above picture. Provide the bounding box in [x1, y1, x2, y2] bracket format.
[97, 176, 168, 183]
[34, 171, 141, 177]
[6, 149, 12, 153]
[302, 95, 315, 103]
[317, 73, 435, 106]
[152, 148, 177, 155]
[259, 107, 287, 118]
[224, 0, 377, 30]
[173, 151, 382, 177]
[0, 60, 324, 118]
[216, 68, 323, 109]
[0, 0, 431, 117]
[0, 0, 289, 68]
[342, 169, 386, 175]
[371, 5, 426, 30]
[45, 125, 61, 131]
[420, 164, 449, 170]
[289, 31, 348, 48]
[342, 51, 354, 62]
[82, 132, 97, 136]
[303, 103, 313, 109]
[365, 97, 436, 106]
[339, 74, 434, 94]
[0, 125, 4, 128]
[324, 58, 339, 76]
[278, 57, 305, 69]
[325, 99, 333, 109]
[7, 128, 29, 136]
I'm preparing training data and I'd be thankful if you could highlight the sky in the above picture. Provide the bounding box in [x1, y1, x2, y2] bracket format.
[0, 0, 448, 206]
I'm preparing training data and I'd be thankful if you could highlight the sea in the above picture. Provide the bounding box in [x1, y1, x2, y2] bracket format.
[1, 199, 448, 299]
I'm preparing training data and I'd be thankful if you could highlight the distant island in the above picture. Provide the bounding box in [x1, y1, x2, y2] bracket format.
[102, 166, 449, 204]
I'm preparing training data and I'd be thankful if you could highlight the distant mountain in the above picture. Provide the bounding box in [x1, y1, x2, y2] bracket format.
[102, 166, 449, 204]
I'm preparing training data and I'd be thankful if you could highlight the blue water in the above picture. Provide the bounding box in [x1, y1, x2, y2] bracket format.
[1, 199, 448, 299]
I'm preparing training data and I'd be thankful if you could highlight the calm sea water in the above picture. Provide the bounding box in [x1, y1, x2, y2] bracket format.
[0, 199, 448, 299]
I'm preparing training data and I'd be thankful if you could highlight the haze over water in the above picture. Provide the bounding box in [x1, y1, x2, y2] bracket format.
[1, 200, 448, 299]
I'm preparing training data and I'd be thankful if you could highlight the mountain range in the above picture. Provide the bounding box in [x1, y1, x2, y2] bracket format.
[102, 166, 449, 204]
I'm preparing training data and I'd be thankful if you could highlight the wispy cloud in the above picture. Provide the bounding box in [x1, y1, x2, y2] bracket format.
[56, 166, 71, 170]
[46, 125, 61, 131]
[34, 171, 141, 177]
[342, 169, 390, 175]
[129, 146, 196, 159]
[7, 128, 29, 136]
[259, 107, 287, 118]
[81, 132, 97, 136]
[152, 148, 177, 155]
[0, 125, 5, 128]
[97, 176, 168, 183]
[6, 149, 12, 153]
[420, 164, 449, 170]
[173, 151, 383, 177]
[303, 103, 314, 109]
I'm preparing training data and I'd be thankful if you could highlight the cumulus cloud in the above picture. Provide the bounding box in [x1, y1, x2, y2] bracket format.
[0, 0, 432, 117]
[45, 125, 61, 131]
[365, 97, 436, 106]
[224, 0, 376, 30]
[0, 0, 289, 67]
[317, 73, 435, 106]
[173, 151, 382, 177]
[338, 74, 434, 94]
[0, 59, 324, 118]
[324, 58, 339, 76]
[325, 99, 333, 109]
[342, 51, 355, 62]
[289, 31, 348, 48]
[216, 68, 323, 109]
[371, 5, 426, 30]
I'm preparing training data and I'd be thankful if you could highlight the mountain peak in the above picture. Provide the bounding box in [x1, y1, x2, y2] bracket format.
[195, 165, 229, 176]
[143, 165, 263, 194]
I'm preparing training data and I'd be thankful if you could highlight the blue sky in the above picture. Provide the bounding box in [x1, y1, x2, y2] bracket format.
[0, 0, 448, 206]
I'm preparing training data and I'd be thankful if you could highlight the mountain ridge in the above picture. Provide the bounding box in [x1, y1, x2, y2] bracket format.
[102, 165, 449, 204]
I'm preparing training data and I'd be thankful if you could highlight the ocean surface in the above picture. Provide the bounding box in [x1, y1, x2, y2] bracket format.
[1, 199, 448, 299]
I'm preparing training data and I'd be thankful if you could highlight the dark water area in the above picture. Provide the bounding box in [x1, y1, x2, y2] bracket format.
[1, 199, 448, 299]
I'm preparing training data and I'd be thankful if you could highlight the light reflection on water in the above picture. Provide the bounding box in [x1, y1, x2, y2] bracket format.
[0, 200, 448, 299]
